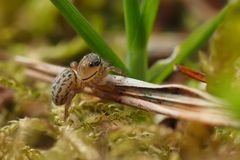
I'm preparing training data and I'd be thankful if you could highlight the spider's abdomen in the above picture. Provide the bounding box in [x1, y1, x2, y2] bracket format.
[51, 68, 77, 105]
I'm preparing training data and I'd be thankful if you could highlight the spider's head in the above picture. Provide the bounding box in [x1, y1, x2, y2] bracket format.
[77, 53, 102, 81]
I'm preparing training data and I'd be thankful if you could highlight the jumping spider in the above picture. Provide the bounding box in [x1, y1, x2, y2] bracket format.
[51, 53, 124, 120]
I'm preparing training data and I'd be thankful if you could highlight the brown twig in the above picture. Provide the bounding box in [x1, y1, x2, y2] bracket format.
[14, 56, 240, 127]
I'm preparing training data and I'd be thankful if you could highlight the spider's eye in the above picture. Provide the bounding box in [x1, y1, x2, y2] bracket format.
[89, 58, 101, 67]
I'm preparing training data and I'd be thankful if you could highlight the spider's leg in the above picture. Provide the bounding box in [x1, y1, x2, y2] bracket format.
[106, 66, 127, 77]
[64, 90, 76, 120]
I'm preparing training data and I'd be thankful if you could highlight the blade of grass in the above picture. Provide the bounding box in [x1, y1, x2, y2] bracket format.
[50, 0, 128, 74]
[124, 0, 160, 80]
[123, 0, 144, 79]
[147, 5, 229, 83]
[141, 0, 160, 39]
[123, 0, 141, 49]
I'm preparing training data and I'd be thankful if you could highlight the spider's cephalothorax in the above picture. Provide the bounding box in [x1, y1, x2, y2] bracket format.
[76, 53, 108, 84]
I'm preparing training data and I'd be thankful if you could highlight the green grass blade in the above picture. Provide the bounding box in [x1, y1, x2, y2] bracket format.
[141, 0, 160, 41]
[123, 0, 141, 49]
[50, 0, 128, 73]
[148, 5, 229, 83]
[123, 0, 145, 79]
[124, 0, 160, 79]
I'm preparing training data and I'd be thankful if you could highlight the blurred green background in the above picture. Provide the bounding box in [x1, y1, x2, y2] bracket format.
[0, 0, 227, 65]
[3, 1, 240, 160]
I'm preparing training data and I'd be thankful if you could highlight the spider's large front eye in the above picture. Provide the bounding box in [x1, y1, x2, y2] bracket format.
[89, 57, 101, 67]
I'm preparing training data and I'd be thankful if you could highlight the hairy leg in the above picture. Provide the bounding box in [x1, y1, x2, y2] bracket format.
[106, 66, 127, 77]
[64, 90, 76, 120]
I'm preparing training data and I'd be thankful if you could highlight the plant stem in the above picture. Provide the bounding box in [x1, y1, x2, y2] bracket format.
[124, 0, 160, 80]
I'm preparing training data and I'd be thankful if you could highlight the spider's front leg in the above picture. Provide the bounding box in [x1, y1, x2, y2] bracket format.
[104, 62, 127, 77]
[90, 62, 127, 93]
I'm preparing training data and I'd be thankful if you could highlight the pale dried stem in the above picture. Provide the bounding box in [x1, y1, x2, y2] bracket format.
[15, 56, 240, 127]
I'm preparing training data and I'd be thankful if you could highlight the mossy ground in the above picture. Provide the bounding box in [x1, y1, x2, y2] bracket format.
[0, 63, 240, 160]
